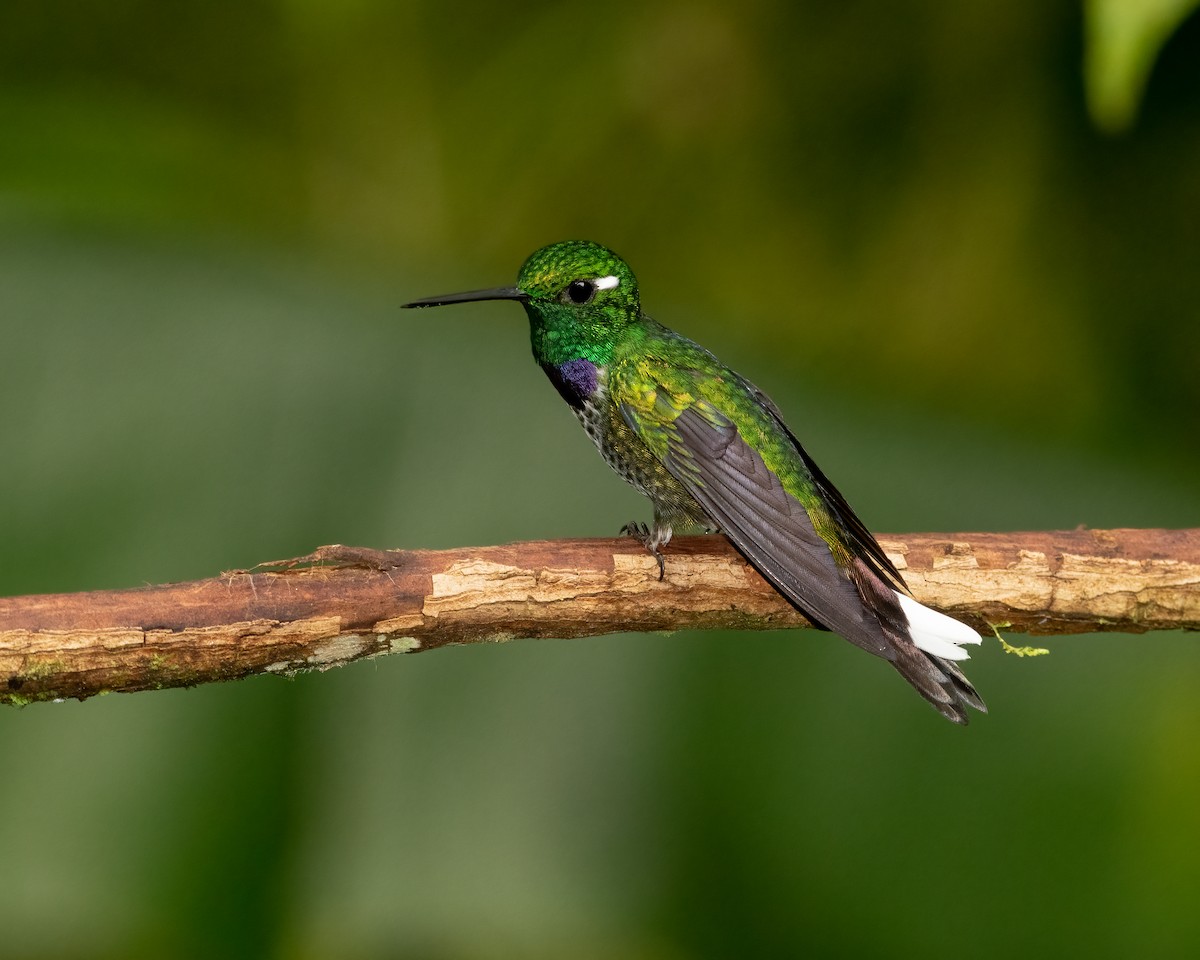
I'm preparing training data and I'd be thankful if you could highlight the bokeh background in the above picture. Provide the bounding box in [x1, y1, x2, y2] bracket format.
[2, 1, 1198, 957]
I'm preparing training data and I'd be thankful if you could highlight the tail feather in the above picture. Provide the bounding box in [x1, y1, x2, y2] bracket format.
[847, 560, 988, 722]
[890, 644, 987, 724]
[889, 594, 987, 723]
[895, 593, 983, 660]
[938, 657, 988, 714]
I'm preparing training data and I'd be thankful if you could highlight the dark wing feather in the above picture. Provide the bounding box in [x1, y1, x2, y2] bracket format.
[618, 368, 984, 724]
[733, 375, 908, 593]
[639, 403, 896, 660]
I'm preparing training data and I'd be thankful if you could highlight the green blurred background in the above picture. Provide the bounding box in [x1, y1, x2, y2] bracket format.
[2, 1, 1199, 957]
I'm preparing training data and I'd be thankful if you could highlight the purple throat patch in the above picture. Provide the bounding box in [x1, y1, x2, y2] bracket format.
[545, 358, 599, 408]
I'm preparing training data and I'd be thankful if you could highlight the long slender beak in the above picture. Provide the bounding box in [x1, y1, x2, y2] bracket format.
[402, 286, 529, 309]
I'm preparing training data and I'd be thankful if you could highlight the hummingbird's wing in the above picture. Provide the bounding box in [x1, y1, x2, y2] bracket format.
[617, 358, 984, 722]
[731, 374, 907, 594]
[622, 395, 895, 659]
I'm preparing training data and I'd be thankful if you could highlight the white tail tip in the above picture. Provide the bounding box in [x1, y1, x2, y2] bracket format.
[895, 593, 983, 661]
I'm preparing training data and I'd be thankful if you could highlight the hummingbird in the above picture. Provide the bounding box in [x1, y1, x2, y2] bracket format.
[403, 241, 985, 723]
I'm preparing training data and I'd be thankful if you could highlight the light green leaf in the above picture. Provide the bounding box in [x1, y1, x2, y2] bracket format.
[1084, 0, 1200, 132]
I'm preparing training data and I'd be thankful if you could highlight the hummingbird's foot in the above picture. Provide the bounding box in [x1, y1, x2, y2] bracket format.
[619, 521, 671, 581]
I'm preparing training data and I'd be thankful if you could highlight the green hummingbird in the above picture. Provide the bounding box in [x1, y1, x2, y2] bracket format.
[403, 240, 985, 723]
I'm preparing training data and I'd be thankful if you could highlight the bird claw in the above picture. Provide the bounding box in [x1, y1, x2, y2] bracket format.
[620, 521, 667, 581]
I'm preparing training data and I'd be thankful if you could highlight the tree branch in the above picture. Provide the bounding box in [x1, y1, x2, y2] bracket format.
[1, 528, 1196, 706]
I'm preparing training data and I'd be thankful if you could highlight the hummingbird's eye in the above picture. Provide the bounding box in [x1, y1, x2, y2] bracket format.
[564, 279, 595, 305]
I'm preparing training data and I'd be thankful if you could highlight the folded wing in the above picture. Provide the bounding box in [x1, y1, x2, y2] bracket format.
[619, 376, 985, 723]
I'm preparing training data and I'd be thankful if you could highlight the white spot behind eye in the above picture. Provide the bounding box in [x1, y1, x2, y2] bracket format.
[594, 275, 620, 290]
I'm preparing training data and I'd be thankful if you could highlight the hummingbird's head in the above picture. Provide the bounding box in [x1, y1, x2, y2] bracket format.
[515, 241, 638, 315]
[403, 240, 642, 366]
[515, 240, 641, 365]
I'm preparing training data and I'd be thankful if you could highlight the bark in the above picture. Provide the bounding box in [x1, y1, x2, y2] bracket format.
[0, 528, 1196, 706]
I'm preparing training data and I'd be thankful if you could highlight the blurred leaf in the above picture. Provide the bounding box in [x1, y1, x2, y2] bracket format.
[1084, 0, 1199, 131]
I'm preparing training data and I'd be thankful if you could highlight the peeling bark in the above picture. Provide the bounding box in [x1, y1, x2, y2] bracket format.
[0, 529, 1196, 706]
